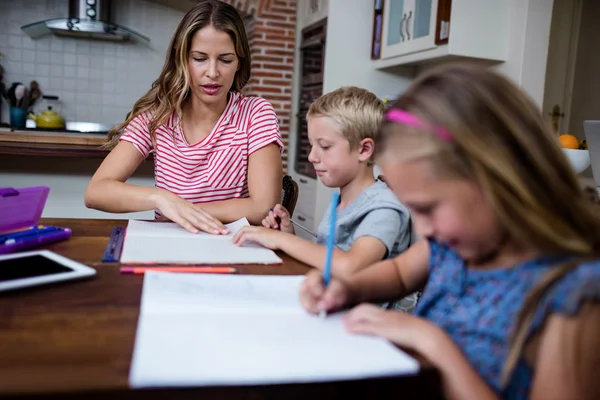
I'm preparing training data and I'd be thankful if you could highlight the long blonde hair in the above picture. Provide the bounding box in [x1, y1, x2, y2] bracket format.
[376, 63, 600, 387]
[106, 0, 251, 148]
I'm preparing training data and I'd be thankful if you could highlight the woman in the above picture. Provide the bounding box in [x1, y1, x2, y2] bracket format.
[84, 0, 283, 235]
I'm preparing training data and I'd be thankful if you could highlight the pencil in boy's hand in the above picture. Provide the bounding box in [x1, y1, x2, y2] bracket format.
[321, 191, 340, 319]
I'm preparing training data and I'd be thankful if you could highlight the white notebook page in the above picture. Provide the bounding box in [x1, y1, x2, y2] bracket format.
[129, 272, 419, 388]
[120, 218, 282, 264]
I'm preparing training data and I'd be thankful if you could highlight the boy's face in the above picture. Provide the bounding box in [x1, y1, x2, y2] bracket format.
[307, 116, 363, 188]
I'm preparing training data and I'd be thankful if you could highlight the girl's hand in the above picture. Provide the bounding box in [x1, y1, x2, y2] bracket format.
[263, 204, 294, 234]
[232, 226, 282, 250]
[299, 269, 354, 314]
[343, 303, 444, 353]
[153, 190, 228, 235]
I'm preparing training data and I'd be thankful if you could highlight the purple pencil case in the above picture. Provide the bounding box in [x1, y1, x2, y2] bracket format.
[0, 186, 72, 255]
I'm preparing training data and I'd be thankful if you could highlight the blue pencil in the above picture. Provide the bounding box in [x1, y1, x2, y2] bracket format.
[320, 191, 339, 318]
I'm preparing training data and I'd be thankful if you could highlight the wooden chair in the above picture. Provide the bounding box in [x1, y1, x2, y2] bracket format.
[282, 175, 299, 217]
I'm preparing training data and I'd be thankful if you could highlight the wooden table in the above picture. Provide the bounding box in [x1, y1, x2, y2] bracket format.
[0, 219, 442, 399]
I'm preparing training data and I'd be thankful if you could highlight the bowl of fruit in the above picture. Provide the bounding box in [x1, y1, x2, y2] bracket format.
[559, 134, 590, 174]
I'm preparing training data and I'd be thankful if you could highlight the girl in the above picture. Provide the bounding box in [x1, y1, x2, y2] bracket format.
[300, 63, 600, 399]
[84, 0, 283, 235]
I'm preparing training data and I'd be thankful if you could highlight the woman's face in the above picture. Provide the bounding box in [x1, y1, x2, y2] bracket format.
[187, 24, 240, 106]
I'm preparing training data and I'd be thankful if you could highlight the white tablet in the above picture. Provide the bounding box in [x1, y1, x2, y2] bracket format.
[0, 250, 97, 293]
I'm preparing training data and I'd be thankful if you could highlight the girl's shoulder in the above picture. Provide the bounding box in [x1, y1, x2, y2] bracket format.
[539, 259, 600, 314]
[528, 259, 600, 337]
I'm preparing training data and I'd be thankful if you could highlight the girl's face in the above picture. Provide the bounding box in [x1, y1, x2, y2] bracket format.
[381, 158, 506, 265]
[187, 25, 239, 106]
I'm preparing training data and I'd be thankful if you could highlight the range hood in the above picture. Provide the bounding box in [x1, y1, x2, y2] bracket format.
[21, 0, 149, 45]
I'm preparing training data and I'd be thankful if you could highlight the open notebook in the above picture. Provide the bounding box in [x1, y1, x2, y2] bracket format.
[120, 218, 282, 265]
[129, 272, 419, 388]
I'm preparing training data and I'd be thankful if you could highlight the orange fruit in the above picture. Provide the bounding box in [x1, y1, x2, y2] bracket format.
[559, 134, 579, 149]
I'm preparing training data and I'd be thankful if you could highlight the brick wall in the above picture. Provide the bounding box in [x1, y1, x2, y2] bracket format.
[223, 0, 296, 172]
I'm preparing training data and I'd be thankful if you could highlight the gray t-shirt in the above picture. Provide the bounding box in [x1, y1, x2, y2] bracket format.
[316, 179, 411, 259]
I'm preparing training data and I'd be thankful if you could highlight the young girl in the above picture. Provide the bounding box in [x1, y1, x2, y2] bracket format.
[300, 63, 600, 399]
[84, 0, 283, 235]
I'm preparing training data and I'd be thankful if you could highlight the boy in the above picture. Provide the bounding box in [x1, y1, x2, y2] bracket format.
[233, 86, 415, 290]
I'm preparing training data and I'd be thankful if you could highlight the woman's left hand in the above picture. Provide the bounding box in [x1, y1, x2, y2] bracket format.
[232, 226, 282, 250]
[343, 303, 446, 354]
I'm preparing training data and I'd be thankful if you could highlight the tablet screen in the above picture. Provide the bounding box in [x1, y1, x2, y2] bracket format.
[0, 255, 72, 281]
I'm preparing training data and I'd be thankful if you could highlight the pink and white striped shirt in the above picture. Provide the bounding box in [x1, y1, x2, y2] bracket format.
[119, 92, 283, 216]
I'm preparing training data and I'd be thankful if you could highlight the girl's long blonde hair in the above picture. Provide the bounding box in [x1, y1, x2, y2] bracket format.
[377, 63, 600, 388]
[106, 0, 251, 148]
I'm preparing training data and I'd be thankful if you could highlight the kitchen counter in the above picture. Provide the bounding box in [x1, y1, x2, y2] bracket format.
[0, 127, 110, 158]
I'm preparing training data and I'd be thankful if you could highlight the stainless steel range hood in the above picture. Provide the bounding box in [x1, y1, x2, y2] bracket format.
[21, 0, 149, 45]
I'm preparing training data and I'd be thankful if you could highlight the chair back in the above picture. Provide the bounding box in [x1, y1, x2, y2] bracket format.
[282, 175, 299, 217]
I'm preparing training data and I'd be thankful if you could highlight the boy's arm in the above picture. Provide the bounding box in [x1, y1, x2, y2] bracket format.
[273, 233, 387, 278]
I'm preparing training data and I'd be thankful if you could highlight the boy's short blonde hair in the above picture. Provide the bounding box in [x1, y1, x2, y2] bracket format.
[307, 86, 385, 164]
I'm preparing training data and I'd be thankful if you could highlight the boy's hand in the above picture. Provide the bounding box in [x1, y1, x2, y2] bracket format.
[263, 204, 294, 234]
[299, 269, 353, 314]
[232, 226, 283, 250]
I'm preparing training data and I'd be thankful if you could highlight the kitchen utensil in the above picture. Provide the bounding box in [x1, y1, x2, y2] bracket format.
[28, 81, 41, 108]
[7, 83, 19, 107]
[14, 84, 25, 108]
[28, 106, 65, 129]
[20, 88, 30, 110]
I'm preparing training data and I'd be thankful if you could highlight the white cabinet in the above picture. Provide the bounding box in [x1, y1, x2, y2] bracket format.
[381, 0, 439, 59]
[375, 0, 509, 68]
[300, 0, 329, 28]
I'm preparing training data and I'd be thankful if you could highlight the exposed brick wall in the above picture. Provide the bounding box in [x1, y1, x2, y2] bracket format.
[222, 0, 296, 172]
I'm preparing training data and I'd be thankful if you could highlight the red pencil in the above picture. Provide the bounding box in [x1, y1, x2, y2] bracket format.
[120, 266, 236, 274]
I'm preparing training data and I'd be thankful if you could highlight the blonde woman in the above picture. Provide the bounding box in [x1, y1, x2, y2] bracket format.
[300, 64, 600, 399]
[85, 0, 283, 234]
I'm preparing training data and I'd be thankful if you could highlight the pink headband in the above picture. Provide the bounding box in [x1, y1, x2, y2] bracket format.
[385, 109, 452, 141]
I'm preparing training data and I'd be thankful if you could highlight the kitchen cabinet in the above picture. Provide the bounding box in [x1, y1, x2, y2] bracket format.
[374, 0, 508, 68]
[380, 0, 441, 59]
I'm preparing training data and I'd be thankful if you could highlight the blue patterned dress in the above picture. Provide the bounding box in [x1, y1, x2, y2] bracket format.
[414, 239, 600, 399]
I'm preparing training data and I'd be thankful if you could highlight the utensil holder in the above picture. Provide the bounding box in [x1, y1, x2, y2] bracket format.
[9, 107, 26, 129]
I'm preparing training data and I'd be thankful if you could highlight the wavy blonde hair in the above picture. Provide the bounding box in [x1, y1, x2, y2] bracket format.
[376, 63, 600, 389]
[105, 0, 251, 148]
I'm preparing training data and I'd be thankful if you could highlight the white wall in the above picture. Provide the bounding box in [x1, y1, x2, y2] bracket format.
[0, 0, 184, 219]
[494, 0, 554, 108]
[0, 0, 184, 125]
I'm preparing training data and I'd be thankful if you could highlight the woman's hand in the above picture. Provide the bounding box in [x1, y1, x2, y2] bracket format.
[262, 204, 294, 234]
[152, 190, 228, 235]
[343, 303, 445, 354]
[299, 269, 355, 314]
[232, 225, 283, 250]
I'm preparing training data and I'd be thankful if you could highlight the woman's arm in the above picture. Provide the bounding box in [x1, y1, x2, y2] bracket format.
[199, 143, 282, 225]
[85, 141, 226, 234]
[84, 141, 160, 212]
